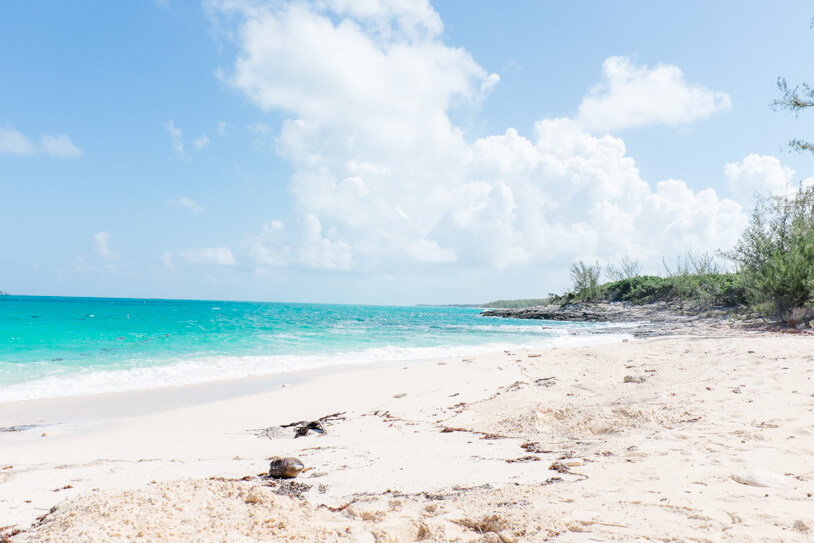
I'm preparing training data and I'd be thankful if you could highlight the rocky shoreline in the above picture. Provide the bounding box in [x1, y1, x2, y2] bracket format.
[481, 301, 747, 337]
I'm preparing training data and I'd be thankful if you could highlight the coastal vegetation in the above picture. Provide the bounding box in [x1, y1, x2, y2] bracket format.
[486, 56, 814, 323]
[727, 187, 814, 322]
[484, 252, 747, 311]
[486, 190, 814, 324]
[558, 253, 747, 309]
[486, 193, 814, 321]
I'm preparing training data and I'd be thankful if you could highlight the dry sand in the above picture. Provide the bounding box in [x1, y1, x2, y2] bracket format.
[2, 332, 814, 541]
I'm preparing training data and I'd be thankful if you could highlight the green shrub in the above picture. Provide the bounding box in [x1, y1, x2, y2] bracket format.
[599, 273, 747, 307]
[727, 187, 814, 322]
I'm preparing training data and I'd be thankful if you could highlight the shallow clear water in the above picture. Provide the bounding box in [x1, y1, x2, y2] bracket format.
[0, 296, 626, 401]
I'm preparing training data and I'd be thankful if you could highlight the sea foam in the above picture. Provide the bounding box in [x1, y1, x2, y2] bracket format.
[0, 332, 631, 402]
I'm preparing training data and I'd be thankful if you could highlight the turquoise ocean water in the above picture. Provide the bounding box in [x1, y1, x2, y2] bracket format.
[0, 296, 628, 401]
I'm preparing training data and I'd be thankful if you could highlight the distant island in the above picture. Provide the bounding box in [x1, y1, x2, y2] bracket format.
[481, 298, 551, 309]
[416, 303, 480, 308]
[0, 291, 9, 296]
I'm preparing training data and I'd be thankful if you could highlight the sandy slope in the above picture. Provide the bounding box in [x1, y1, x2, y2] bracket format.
[2, 332, 814, 541]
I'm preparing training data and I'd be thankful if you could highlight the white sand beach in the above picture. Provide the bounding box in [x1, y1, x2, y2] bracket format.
[2, 331, 814, 541]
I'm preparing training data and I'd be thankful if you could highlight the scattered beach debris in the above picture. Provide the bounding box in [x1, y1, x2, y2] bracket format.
[521, 442, 553, 454]
[623, 375, 647, 383]
[393, 393, 406, 398]
[535, 377, 557, 387]
[40, 432, 52, 438]
[506, 455, 541, 463]
[282, 412, 345, 437]
[0, 526, 22, 542]
[263, 478, 312, 498]
[793, 520, 810, 533]
[0, 425, 37, 433]
[252, 412, 346, 439]
[268, 457, 305, 479]
[439, 426, 507, 440]
[549, 461, 570, 474]
[528, 353, 541, 358]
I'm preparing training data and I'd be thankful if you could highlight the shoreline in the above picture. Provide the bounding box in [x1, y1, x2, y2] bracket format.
[3, 329, 814, 541]
[0, 327, 632, 406]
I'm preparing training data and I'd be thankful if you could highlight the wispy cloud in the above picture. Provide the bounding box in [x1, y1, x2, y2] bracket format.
[0, 127, 36, 155]
[93, 232, 114, 260]
[163, 120, 185, 157]
[180, 247, 236, 266]
[193, 134, 210, 149]
[40, 134, 83, 159]
[164, 121, 210, 156]
[161, 251, 174, 269]
[168, 196, 206, 214]
[0, 126, 82, 158]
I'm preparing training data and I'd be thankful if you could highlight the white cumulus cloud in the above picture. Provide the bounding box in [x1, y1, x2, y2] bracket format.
[725, 154, 795, 204]
[181, 247, 237, 266]
[210, 1, 748, 279]
[244, 216, 353, 270]
[577, 56, 731, 133]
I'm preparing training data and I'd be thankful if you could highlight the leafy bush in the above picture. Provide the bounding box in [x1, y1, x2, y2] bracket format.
[600, 273, 747, 307]
[727, 187, 814, 322]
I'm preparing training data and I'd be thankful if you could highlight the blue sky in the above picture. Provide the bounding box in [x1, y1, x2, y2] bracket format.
[1, 0, 812, 304]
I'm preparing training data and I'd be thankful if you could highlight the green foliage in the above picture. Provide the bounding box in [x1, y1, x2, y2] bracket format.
[599, 273, 747, 307]
[727, 187, 814, 321]
[772, 78, 814, 154]
[771, 17, 813, 154]
[481, 298, 552, 309]
[569, 260, 602, 301]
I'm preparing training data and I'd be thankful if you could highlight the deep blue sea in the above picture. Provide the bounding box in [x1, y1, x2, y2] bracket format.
[0, 296, 628, 401]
